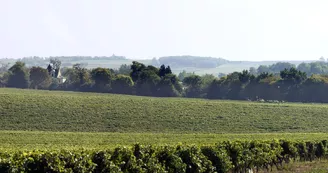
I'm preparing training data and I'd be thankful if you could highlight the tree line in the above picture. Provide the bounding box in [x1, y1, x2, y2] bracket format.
[250, 61, 328, 76]
[2, 60, 328, 103]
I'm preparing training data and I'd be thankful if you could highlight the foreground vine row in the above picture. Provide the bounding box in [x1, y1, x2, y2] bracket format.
[0, 140, 327, 173]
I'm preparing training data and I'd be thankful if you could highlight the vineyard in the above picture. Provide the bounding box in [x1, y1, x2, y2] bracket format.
[0, 140, 327, 172]
[1, 89, 328, 172]
[1, 131, 328, 151]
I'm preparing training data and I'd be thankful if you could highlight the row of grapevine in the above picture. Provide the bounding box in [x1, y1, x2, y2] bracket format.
[0, 139, 327, 173]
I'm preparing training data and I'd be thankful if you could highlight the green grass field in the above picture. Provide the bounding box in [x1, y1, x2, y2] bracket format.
[1, 88, 328, 133]
[1, 88, 328, 151]
[0, 131, 328, 151]
[1, 88, 328, 172]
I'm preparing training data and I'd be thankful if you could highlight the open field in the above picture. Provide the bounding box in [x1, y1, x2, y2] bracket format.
[1, 131, 328, 150]
[1, 88, 328, 133]
[1, 88, 328, 171]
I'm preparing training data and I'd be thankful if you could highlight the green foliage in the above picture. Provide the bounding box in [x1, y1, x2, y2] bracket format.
[7, 62, 29, 88]
[0, 72, 9, 87]
[297, 61, 328, 76]
[178, 70, 194, 81]
[135, 67, 160, 96]
[130, 62, 181, 97]
[6, 60, 328, 103]
[200, 74, 216, 87]
[29, 66, 52, 89]
[183, 75, 202, 98]
[156, 74, 181, 97]
[130, 61, 146, 82]
[73, 64, 91, 85]
[238, 70, 253, 84]
[254, 61, 328, 77]
[158, 64, 166, 77]
[207, 79, 225, 99]
[257, 65, 271, 74]
[2, 131, 328, 151]
[0, 140, 327, 172]
[91, 67, 113, 92]
[165, 66, 172, 75]
[112, 75, 134, 94]
[280, 67, 307, 84]
[256, 62, 295, 74]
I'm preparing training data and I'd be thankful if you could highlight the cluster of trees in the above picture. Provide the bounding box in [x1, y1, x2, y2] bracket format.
[0, 60, 182, 97]
[3, 60, 328, 103]
[251, 61, 328, 76]
[206, 67, 328, 103]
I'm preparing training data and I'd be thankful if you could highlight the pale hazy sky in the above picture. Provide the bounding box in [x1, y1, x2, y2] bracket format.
[1, 0, 328, 61]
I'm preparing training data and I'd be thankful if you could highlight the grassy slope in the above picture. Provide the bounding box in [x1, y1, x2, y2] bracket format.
[1, 131, 328, 150]
[1, 88, 328, 133]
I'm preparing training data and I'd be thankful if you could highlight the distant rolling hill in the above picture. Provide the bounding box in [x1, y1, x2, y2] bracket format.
[0, 56, 318, 75]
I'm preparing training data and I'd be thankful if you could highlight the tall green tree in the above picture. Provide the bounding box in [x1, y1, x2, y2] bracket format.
[135, 68, 160, 96]
[130, 61, 146, 82]
[280, 67, 307, 84]
[199, 74, 216, 97]
[111, 75, 134, 94]
[238, 70, 253, 84]
[73, 64, 91, 86]
[183, 75, 203, 98]
[158, 65, 166, 77]
[207, 78, 226, 99]
[70, 64, 92, 91]
[7, 62, 29, 88]
[165, 66, 172, 75]
[156, 74, 182, 97]
[30, 66, 52, 89]
[158, 65, 172, 78]
[91, 68, 113, 92]
[280, 67, 307, 101]
[223, 72, 243, 100]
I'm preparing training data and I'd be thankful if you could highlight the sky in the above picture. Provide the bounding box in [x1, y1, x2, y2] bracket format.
[1, 0, 328, 61]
